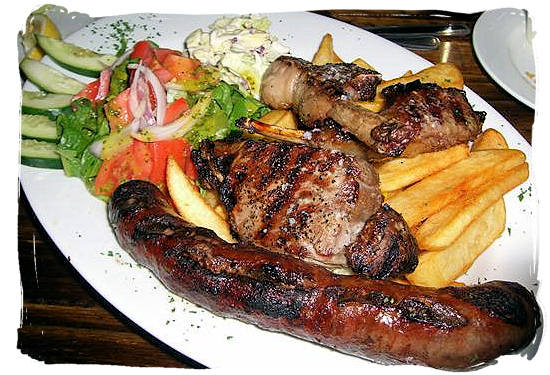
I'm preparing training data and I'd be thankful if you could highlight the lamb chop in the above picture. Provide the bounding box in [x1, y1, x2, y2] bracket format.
[260, 56, 485, 157]
[260, 56, 381, 126]
[191, 138, 418, 279]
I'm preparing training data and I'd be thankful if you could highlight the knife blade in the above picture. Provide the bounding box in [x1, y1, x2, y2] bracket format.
[382, 35, 441, 50]
[364, 24, 471, 37]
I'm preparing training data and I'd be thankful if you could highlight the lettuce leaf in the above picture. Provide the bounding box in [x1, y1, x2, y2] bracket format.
[184, 81, 269, 147]
[56, 99, 109, 190]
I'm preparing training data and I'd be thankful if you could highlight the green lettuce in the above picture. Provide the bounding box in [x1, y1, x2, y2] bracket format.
[56, 99, 110, 191]
[185, 81, 269, 147]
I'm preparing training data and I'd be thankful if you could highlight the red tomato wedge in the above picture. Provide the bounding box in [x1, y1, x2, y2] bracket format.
[130, 41, 155, 65]
[104, 88, 133, 131]
[94, 139, 153, 198]
[163, 98, 189, 124]
[130, 41, 178, 83]
[162, 54, 202, 80]
[73, 80, 99, 102]
[148, 139, 192, 193]
[94, 138, 198, 199]
[154, 48, 183, 64]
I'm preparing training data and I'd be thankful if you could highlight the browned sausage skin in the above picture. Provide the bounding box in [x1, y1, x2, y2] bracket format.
[108, 180, 540, 370]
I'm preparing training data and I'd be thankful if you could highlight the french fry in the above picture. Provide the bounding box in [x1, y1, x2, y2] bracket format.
[375, 144, 470, 192]
[382, 189, 403, 201]
[415, 163, 528, 250]
[166, 156, 236, 243]
[312, 33, 344, 65]
[352, 57, 376, 71]
[259, 109, 298, 130]
[414, 127, 526, 250]
[355, 63, 464, 113]
[354, 97, 386, 113]
[385, 149, 526, 227]
[406, 199, 506, 288]
[379, 63, 463, 91]
[472, 128, 509, 151]
[259, 109, 286, 125]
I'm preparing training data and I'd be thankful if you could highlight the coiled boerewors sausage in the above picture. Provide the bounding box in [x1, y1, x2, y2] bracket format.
[107, 180, 540, 369]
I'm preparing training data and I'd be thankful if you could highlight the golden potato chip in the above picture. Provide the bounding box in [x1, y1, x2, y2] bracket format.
[259, 109, 286, 125]
[260, 109, 298, 130]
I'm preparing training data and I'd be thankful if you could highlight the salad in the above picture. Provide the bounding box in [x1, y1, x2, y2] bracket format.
[186, 15, 290, 98]
[20, 15, 280, 200]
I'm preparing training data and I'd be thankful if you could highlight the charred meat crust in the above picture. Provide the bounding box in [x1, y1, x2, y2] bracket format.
[108, 180, 541, 370]
[345, 204, 419, 279]
[260, 56, 382, 126]
[192, 138, 392, 271]
[329, 80, 485, 158]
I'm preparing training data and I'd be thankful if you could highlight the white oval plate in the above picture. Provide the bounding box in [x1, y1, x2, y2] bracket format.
[20, 11, 539, 369]
[473, 8, 536, 108]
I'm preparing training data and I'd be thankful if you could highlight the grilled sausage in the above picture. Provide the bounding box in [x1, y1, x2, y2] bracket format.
[108, 180, 540, 370]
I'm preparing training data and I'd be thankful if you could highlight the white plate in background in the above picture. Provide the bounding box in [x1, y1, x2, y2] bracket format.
[473, 8, 536, 108]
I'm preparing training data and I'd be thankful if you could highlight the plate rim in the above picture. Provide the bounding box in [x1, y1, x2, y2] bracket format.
[19, 10, 539, 369]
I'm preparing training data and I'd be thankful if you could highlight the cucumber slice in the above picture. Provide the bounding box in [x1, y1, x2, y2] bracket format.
[20, 58, 86, 95]
[20, 139, 63, 169]
[21, 91, 72, 118]
[36, 34, 116, 78]
[21, 114, 59, 142]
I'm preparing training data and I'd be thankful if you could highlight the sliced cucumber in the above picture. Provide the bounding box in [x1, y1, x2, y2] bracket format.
[21, 91, 72, 118]
[20, 139, 63, 169]
[21, 114, 59, 142]
[20, 58, 86, 95]
[36, 34, 117, 78]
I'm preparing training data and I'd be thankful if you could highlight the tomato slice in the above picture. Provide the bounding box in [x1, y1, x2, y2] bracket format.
[154, 48, 182, 64]
[153, 67, 174, 84]
[162, 54, 202, 80]
[148, 139, 195, 194]
[130, 41, 155, 65]
[105, 88, 133, 131]
[163, 98, 189, 124]
[94, 139, 153, 198]
[73, 80, 99, 102]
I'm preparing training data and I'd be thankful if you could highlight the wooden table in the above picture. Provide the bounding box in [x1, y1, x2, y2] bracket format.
[17, 9, 534, 368]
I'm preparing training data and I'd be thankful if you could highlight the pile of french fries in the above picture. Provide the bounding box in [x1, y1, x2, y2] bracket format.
[165, 33, 529, 289]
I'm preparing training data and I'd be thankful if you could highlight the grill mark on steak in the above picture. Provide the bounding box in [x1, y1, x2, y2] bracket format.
[193, 138, 418, 278]
[258, 149, 316, 240]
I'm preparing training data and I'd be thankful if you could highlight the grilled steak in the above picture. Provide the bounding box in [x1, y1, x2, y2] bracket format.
[260, 55, 382, 126]
[192, 138, 418, 278]
[261, 56, 485, 157]
[108, 179, 541, 370]
[330, 80, 486, 157]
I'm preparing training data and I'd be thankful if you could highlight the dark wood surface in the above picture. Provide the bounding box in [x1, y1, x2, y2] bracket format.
[17, 9, 534, 368]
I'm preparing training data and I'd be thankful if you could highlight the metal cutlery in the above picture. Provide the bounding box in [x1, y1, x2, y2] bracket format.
[362, 23, 471, 50]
